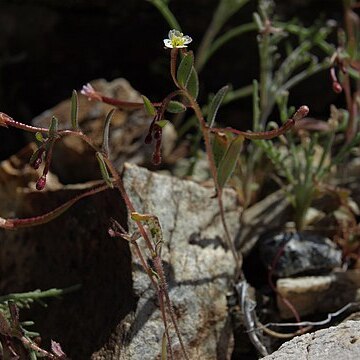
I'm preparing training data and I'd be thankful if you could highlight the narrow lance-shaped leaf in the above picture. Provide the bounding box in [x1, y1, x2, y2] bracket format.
[207, 85, 229, 127]
[49, 116, 58, 138]
[29, 146, 43, 166]
[161, 332, 168, 360]
[166, 100, 186, 113]
[186, 66, 199, 99]
[347, 67, 360, 80]
[102, 109, 116, 155]
[71, 89, 79, 129]
[212, 131, 230, 168]
[177, 52, 194, 88]
[252, 79, 260, 130]
[217, 135, 244, 189]
[96, 152, 113, 188]
[253, 12, 263, 31]
[155, 120, 169, 128]
[142, 95, 156, 116]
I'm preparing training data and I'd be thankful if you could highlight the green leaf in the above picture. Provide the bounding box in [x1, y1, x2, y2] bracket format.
[161, 332, 167, 360]
[166, 100, 186, 113]
[29, 350, 37, 360]
[29, 147, 42, 165]
[207, 85, 229, 127]
[177, 52, 194, 87]
[252, 79, 260, 130]
[186, 66, 199, 99]
[49, 116, 58, 138]
[142, 95, 156, 116]
[102, 109, 116, 155]
[212, 131, 230, 168]
[96, 152, 113, 188]
[71, 90, 79, 129]
[253, 12, 263, 31]
[217, 135, 244, 189]
[155, 120, 169, 128]
[35, 132, 44, 142]
[348, 66, 360, 80]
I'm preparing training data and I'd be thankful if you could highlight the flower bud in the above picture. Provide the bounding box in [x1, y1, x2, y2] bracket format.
[332, 81, 342, 94]
[36, 175, 46, 191]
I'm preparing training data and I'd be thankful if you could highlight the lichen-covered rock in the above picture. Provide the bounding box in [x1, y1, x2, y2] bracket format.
[262, 320, 360, 360]
[91, 163, 240, 360]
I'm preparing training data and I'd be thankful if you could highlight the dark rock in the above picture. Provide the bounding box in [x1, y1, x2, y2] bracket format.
[259, 232, 342, 277]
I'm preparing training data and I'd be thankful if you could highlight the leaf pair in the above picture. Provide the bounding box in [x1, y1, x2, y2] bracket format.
[142, 95, 186, 117]
[177, 52, 199, 99]
[213, 132, 244, 190]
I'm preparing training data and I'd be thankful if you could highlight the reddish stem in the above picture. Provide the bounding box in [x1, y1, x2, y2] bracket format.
[0, 183, 108, 229]
[268, 239, 303, 327]
[99, 95, 162, 110]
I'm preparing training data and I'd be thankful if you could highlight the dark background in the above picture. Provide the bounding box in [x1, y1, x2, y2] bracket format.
[0, 0, 344, 160]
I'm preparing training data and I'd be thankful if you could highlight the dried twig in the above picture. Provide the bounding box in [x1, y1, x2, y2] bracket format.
[234, 280, 269, 357]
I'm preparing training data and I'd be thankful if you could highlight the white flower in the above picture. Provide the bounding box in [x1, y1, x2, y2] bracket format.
[163, 29, 192, 49]
[80, 83, 102, 101]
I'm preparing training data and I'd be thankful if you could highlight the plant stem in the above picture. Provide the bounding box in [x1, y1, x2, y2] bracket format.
[0, 285, 81, 304]
[148, 0, 182, 31]
[180, 90, 241, 274]
[198, 22, 257, 71]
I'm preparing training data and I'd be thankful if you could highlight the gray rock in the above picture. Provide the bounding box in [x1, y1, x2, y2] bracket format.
[262, 320, 360, 360]
[91, 163, 240, 360]
[259, 232, 342, 277]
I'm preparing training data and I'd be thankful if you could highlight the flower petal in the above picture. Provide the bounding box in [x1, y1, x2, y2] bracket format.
[183, 36, 192, 44]
[163, 39, 173, 48]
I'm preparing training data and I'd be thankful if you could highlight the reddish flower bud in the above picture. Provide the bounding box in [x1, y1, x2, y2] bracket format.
[108, 228, 116, 237]
[293, 105, 310, 121]
[36, 175, 46, 191]
[332, 81, 342, 94]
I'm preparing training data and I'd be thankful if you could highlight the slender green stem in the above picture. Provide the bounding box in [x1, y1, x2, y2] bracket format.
[223, 84, 253, 104]
[280, 61, 331, 92]
[195, 0, 250, 71]
[147, 0, 182, 31]
[198, 22, 257, 71]
[259, 31, 271, 122]
[0, 285, 81, 304]
[179, 89, 241, 273]
[315, 131, 335, 180]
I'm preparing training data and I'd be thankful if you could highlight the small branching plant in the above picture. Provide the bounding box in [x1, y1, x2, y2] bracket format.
[0, 23, 306, 356]
[252, 0, 360, 232]
[0, 287, 79, 359]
